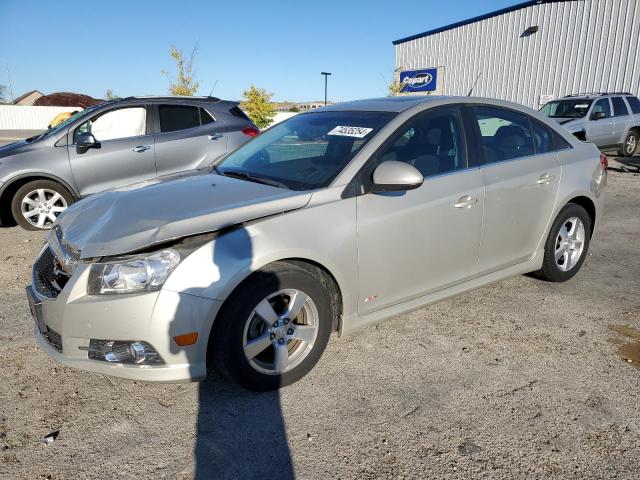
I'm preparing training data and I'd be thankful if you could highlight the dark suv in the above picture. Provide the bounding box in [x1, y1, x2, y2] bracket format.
[0, 96, 258, 230]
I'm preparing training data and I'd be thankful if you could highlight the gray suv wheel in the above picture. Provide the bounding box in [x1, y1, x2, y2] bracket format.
[11, 180, 74, 230]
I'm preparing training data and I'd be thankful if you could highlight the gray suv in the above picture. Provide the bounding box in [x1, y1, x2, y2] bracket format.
[0, 96, 258, 230]
[541, 93, 640, 157]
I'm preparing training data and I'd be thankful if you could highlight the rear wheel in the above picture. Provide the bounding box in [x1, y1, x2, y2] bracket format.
[11, 180, 74, 230]
[211, 262, 333, 391]
[620, 130, 638, 157]
[534, 203, 591, 282]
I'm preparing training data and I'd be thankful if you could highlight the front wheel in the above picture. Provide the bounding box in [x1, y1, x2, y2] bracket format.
[10, 180, 74, 230]
[534, 203, 592, 282]
[210, 262, 334, 391]
[620, 130, 638, 157]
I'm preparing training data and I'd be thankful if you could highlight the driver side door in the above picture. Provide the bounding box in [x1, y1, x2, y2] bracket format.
[356, 105, 484, 315]
[67, 105, 156, 196]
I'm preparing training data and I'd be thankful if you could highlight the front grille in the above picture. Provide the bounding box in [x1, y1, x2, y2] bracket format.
[33, 247, 69, 299]
[44, 327, 62, 352]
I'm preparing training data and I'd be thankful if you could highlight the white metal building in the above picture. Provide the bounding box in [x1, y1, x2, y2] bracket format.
[393, 0, 640, 108]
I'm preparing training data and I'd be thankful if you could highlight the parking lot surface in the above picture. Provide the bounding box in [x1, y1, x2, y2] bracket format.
[1, 160, 639, 479]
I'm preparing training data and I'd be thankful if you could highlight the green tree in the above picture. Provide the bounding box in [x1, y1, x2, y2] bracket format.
[105, 89, 120, 100]
[0, 84, 7, 103]
[162, 44, 200, 96]
[241, 86, 276, 129]
[388, 80, 403, 96]
[289, 105, 300, 113]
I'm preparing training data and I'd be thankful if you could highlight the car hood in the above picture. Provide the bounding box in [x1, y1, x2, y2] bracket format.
[550, 117, 577, 126]
[56, 171, 312, 259]
[0, 139, 30, 158]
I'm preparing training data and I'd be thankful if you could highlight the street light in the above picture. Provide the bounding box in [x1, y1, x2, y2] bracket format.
[321, 72, 332, 105]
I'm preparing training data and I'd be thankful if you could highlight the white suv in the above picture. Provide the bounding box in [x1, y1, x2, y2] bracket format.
[541, 93, 640, 157]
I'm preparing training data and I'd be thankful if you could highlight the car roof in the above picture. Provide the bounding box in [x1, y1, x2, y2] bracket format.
[318, 96, 446, 113]
[561, 92, 635, 99]
[103, 96, 235, 107]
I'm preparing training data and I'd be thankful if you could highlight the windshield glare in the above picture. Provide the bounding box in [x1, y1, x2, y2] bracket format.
[540, 99, 593, 118]
[216, 111, 396, 190]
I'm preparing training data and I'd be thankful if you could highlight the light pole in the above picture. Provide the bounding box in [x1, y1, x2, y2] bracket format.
[321, 72, 332, 105]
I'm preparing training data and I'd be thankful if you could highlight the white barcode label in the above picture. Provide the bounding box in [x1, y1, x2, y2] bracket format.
[327, 126, 373, 138]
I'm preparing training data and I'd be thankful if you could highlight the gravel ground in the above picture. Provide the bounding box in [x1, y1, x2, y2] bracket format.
[1, 160, 639, 480]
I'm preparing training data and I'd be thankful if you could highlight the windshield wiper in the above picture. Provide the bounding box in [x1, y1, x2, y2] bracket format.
[215, 169, 289, 189]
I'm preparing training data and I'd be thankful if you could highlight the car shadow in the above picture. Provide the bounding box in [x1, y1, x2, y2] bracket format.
[609, 155, 640, 173]
[169, 227, 294, 479]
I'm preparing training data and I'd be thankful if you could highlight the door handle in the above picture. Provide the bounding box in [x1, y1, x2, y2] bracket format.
[133, 145, 151, 153]
[536, 173, 555, 184]
[208, 133, 223, 140]
[454, 195, 477, 209]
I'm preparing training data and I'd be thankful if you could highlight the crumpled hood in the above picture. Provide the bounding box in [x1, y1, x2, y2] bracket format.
[56, 171, 312, 259]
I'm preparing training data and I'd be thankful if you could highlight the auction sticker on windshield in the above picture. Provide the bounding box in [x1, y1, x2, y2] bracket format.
[328, 126, 373, 138]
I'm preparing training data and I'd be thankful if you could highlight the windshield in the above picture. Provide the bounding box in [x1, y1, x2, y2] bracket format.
[540, 99, 593, 119]
[215, 110, 396, 190]
[29, 103, 105, 142]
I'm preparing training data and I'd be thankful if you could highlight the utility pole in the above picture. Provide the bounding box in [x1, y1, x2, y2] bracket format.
[321, 72, 331, 105]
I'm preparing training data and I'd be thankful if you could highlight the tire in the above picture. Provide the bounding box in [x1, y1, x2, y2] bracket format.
[620, 130, 638, 157]
[210, 261, 334, 391]
[534, 203, 592, 282]
[10, 180, 74, 231]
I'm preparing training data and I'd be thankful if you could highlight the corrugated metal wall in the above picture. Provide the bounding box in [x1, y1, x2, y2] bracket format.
[395, 0, 640, 107]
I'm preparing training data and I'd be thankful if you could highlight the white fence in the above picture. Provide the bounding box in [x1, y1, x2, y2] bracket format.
[0, 106, 298, 131]
[0, 105, 81, 130]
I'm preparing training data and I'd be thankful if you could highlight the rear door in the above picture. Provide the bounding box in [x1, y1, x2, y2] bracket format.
[586, 98, 615, 146]
[468, 105, 562, 274]
[67, 105, 156, 196]
[611, 96, 632, 144]
[152, 104, 228, 176]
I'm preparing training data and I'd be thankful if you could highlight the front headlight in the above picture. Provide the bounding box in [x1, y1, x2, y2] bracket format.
[87, 249, 180, 295]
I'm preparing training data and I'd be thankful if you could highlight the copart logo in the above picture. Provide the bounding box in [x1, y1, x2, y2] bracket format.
[403, 72, 433, 87]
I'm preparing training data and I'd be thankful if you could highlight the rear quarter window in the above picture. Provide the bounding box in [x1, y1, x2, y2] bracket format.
[626, 96, 640, 114]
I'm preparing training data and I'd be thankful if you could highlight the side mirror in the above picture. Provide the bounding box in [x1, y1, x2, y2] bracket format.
[371, 161, 423, 192]
[591, 111, 606, 120]
[76, 133, 99, 154]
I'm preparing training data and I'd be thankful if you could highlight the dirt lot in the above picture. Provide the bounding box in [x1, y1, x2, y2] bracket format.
[1, 160, 639, 480]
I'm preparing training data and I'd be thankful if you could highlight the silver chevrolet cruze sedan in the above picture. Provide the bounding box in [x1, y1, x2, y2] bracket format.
[27, 96, 607, 391]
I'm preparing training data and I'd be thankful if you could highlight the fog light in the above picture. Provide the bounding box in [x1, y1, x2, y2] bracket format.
[87, 340, 164, 365]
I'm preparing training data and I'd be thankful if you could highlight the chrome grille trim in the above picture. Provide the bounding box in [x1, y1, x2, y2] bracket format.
[32, 246, 70, 299]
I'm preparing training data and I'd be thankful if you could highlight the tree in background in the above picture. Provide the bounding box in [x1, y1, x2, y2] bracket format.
[0, 84, 7, 103]
[162, 44, 200, 96]
[388, 80, 403, 96]
[241, 86, 276, 129]
[105, 89, 120, 100]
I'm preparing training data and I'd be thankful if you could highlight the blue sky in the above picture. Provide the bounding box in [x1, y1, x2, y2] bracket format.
[0, 0, 516, 102]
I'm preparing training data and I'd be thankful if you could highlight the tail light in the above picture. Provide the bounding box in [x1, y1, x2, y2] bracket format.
[242, 127, 260, 137]
[599, 153, 608, 171]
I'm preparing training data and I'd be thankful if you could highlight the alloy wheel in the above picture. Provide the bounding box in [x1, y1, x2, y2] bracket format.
[554, 216, 585, 272]
[242, 289, 319, 375]
[20, 188, 68, 229]
[626, 135, 637, 155]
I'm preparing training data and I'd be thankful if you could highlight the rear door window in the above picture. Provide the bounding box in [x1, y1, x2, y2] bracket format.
[159, 105, 212, 132]
[471, 106, 535, 163]
[611, 97, 630, 117]
[625, 96, 640, 114]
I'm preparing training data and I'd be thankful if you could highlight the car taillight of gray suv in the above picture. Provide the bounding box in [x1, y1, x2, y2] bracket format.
[0, 96, 259, 230]
[540, 92, 640, 158]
